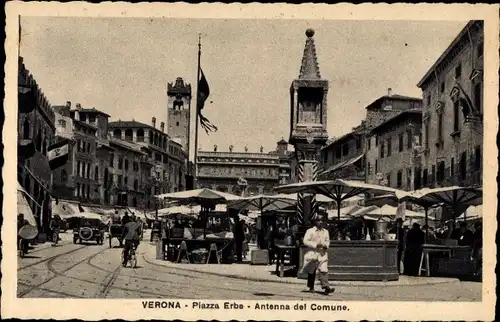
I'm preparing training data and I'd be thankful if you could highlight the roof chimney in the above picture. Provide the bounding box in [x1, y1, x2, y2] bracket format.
[388, 88, 392, 96]
[160, 122, 165, 132]
[152, 117, 156, 128]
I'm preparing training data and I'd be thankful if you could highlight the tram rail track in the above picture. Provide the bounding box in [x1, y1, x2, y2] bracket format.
[17, 244, 88, 271]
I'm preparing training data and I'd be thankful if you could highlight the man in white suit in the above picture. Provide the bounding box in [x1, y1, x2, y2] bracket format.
[301, 215, 334, 295]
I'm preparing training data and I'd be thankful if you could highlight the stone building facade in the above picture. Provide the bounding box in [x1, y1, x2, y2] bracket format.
[108, 118, 187, 196]
[18, 57, 56, 233]
[167, 77, 191, 152]
[365, 109, 423, 191]
[197, 145, 281, 195]
[268, 139, 292, 185]
[417, 20, 483, 188]
[319, 123, 365, 181]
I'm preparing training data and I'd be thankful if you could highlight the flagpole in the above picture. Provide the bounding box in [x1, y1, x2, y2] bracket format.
[193, 34, 201, 189]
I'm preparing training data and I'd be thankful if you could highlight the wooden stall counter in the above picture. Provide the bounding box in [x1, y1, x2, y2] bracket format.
[298, 240, 399, 281]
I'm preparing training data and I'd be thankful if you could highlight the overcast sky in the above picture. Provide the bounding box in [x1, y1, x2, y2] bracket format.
[20, 17, 466, 160]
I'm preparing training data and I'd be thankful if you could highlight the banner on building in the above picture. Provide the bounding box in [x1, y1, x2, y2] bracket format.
[47, 139, 70, 170]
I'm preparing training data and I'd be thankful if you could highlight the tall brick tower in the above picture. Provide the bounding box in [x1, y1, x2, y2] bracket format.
[167, 77, 192, 152]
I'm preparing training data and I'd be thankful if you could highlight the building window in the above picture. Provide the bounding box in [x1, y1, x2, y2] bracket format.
[87, 142, 91, 153]
[113, 129, 121, 139]
[125, 129, 133, 142]
[474, 82, 482, 114]
[124, 159, 129, 171]
[406, 168, 412, 189]
[133, 161, 139, 172]
[118, 157, 123, 169]
[387, 138, 392, 156]
[109, 154, 114, 167]
[437, 113, 443, 142]
[375, 160, 378, 173]
[440, 82, 445, 93]
[367, 137, 371, 150]
[455, 63, 462, 79]
[86, 185, 90, 199]
[431, 165, 436, 185]
[427, 95, 431, 106]
[356, 138, 361, 150]
[424, 120, 430, 150]
[474, 146, 481, 171]
[386, 173, 391, 187]
[76, 183, 81, 197]
[407, 130, 413, 149]
[422, 169, 428, 187]
[134, 179, 139, 191]
[453, 101, 460, 132]
[176, 121, 180, 126]
[397, 170, 402, 188]
[77, 161, 81, 177]
[460, 152, 467, 180]
[380, 141, 385, 158]
[437, 161, 445, 184]
[81, 184, 86, 198]
[137, 129, 145, 142]
[342, 144, 349, 156]
[398, 133, 404, 152]
[155, 153, 162, 162]
[95, 166, 99, 181]
[86, 163, 90, 178]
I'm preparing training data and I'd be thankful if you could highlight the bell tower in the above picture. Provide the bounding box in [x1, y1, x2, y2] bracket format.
[289, 29, 329, 230]
[167, 77, 191, 152]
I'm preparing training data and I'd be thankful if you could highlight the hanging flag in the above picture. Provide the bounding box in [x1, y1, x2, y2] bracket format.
[47, 139, 70, 170]
[197, 68, 218, 134]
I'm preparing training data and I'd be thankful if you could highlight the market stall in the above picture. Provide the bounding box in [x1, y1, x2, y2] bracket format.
[274, 179, 404, 281]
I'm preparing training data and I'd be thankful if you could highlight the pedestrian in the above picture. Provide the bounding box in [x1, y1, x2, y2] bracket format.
[456, 222, 474, 246]
[403, 223, 425, 276]
[301, 214, 334, 295]
[121, 211, 131, 226]
[234, 217, 245, 263]
[389, 218, 405, 274]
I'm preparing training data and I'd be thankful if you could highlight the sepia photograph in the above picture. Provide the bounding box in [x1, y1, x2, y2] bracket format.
[2, 2, 498, 321]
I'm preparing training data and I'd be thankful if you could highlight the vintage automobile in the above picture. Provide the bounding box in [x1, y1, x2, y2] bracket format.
[73, 213, 106, 244]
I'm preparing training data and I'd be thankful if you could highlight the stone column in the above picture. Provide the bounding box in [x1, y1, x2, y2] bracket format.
[133, 129, 137, 142]
[295, 149, 319, 227]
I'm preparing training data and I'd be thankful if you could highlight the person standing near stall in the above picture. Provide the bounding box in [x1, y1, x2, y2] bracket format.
[234, 217, 245, 263]
[389, 218, 406, 274]
[301, 215, 334, 295]
[403, 223, 425, 276]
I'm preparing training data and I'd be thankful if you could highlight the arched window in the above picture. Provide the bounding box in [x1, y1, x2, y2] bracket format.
[125, 129, 133, 141]
[35, 130, 42, 151]
[137, 129, 145, 142]
[61, 170, 68, 183]
[113, 129, 121, 139]
[23, 118, 30, 139]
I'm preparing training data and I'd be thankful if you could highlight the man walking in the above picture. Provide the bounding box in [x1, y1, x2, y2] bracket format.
[301, 215, 334, 295]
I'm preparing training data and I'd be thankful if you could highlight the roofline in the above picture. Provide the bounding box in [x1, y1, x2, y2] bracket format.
[365, 95, 422, 110]
[369, 110, 422, 134]
[109, 138, 146, 155]
[71, 108, 110, 118]
[73, 119, 98, 131]
[417, 20, 478, 88]
[108, 120, 170, 137]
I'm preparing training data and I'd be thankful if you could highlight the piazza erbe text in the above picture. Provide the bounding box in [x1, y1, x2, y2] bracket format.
[17, 20, 483, 301]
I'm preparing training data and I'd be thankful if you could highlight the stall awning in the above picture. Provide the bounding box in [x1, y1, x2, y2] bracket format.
[321, 154, 364, 175]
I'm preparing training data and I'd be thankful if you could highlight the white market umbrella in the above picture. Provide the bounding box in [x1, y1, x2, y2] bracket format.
[456, 204, 483, 222]
[275, 179, 402, 221]
[227, 194, 296, 212]
[367, 204, 430, 219]
[77, 212, 104, 220]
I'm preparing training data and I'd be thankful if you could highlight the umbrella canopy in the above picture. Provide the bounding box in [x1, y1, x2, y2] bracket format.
[17, 187, 38, 227]
[52, 200, 78, 219]
[274, 179, 401, 221]
[456, 204, 483, 221]
[157, 188, 239, 205]
[227, 194, 296, 212]
[367, 204, 429, 219]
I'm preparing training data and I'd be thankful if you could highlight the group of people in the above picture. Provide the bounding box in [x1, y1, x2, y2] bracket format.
[389, 219, 483, 276]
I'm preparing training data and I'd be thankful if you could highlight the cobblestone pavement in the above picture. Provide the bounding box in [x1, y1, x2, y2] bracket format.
[17, 234, 482, 301]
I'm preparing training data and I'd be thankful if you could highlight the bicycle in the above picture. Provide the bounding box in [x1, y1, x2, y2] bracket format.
[122, 242, 138, 268]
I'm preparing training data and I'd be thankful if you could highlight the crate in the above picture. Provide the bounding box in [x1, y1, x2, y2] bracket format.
[251, 249, 269, 265]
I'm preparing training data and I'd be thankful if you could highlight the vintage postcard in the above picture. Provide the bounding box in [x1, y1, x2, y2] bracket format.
[2, 2, 498, 321]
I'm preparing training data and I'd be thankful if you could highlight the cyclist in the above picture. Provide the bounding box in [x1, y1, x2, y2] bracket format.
[121, 215, 141, 267]
[49, 215, 62, 246]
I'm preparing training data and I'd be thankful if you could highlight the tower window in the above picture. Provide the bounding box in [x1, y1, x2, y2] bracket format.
[176, 121, 179, 126]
